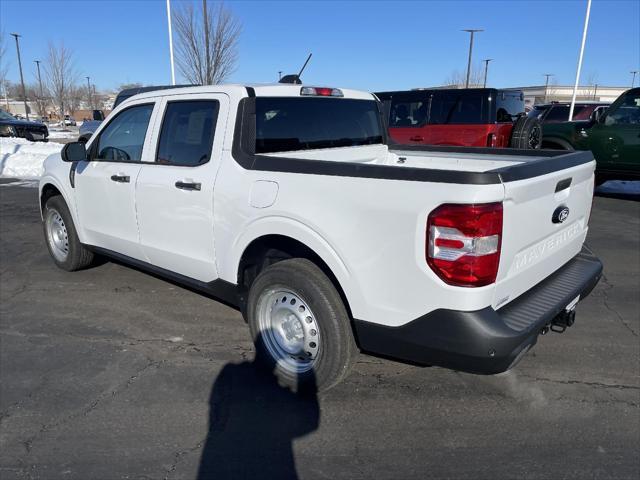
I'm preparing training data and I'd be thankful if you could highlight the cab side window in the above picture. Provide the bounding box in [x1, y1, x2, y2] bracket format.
[94, 104, 154, 162]
[605, 93, 640, 126]
[156, 100, 219, 166]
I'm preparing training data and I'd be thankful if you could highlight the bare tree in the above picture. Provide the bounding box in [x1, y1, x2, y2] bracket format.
[45, 41, 77, 118]
[583, 72, 599, 100]
[27, 83, 49, 117]
[66, 84, 84, 115]
[443, 65, 484, 88]
[173, 1, 241, 85]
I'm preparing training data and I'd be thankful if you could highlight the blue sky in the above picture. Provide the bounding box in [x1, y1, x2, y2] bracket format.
[1, 0, 638, 92]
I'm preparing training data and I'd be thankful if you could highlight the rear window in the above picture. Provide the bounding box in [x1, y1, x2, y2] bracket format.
[496, 91, 524, 122]
[543, 105, 589, 123]
[255, 97, 383, 153]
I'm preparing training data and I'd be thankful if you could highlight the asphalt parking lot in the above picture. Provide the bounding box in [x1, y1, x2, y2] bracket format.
[0, 184, 638, 480]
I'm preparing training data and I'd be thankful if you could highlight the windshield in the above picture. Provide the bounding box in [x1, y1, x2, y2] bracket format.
[0, 110, 15, 120]
[255, 97, 383, 153]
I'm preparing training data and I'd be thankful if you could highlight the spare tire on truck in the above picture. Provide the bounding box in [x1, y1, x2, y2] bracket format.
[510, 115, 542, 149]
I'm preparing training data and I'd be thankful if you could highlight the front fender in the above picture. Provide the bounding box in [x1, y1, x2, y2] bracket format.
[39, 156, 85, 242]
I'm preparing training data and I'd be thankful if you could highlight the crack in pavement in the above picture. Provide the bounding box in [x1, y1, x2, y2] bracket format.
[598, 273, 639, 337]
[519, 373, 640, 391]
[19, 358, 166, 457]
[163, 440, 204, 480]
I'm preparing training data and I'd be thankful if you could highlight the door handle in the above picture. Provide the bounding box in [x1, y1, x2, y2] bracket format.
[175, 181, 202, 191]
[110, 174, 130, 183]
[409, 136, 424, 142]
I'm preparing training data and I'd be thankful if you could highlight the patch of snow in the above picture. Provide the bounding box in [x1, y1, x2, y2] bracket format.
[48, 130, 79, 139]
[0, 137, 62, 179]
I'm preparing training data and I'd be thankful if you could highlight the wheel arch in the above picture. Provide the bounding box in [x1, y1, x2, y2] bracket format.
[233, 230, 358, 319]
[541, 137, 574, 151]
[38, 177, 81, 239]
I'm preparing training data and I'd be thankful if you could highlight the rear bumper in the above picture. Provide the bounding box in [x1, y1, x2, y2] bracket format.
[353, 248, 603, 374]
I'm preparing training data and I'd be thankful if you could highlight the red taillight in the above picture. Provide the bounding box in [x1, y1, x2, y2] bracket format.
[426, 203, 503, 287]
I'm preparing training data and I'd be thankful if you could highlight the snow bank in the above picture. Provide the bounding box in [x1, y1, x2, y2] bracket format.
[0, 138, 62, 179]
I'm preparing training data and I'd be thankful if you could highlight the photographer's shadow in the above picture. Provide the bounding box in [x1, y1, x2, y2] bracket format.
[197, 331, 320, 480]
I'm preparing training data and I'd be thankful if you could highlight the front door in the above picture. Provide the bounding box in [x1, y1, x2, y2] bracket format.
[74, 101, 157, 259]
[135, 93, 228, 282]
[589, 90, 640, 171]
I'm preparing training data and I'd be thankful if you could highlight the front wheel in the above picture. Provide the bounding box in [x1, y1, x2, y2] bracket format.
[43, 196, 94, 271]
[246, 258, 358, 392]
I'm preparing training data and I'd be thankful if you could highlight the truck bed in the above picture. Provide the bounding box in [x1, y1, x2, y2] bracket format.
[253, 143, 594, 185]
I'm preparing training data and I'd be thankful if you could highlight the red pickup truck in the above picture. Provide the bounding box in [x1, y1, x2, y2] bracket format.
[376, 88, 542, 150]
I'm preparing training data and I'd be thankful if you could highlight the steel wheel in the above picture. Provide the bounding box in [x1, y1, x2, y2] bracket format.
[256, 287, 320, 374]
[45, 208, 69, 262]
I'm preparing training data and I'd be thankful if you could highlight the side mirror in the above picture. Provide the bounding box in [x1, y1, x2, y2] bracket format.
[590, 109, 602, 124]
[93, 110, 104, 121]
[61, 141, 87, 162]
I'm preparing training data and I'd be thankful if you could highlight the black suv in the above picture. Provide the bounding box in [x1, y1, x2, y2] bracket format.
[0, 109, 49, 142]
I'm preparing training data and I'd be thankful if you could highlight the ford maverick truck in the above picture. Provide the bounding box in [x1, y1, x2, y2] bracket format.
[39, 84, 602, 390]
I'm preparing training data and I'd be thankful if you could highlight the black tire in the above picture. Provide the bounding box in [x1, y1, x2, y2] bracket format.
[42, 195, 94, 271]
[246, 258, 358, 392]
[510, 115, 542, 150]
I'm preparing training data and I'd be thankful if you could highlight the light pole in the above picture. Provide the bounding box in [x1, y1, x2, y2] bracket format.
[86, 76, 93, 109]
[34, 60, 44, 97]
[482, 59, 493, 88]
[278, 71, 282, 81]
[462, 29, 483, 88]
[631, 71, 639, 88]
[166, 0, 176, 85]
[11, 33, 29, 120]
[34, 60, 44, 117]
[569, 0, 592, 121]
[543, 73, 554, 102]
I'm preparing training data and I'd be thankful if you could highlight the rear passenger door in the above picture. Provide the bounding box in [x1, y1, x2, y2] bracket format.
[135, 93, 228, 281]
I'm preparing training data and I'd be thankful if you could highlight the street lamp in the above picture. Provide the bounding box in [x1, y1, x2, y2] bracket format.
[34, 60, 44, 116]
[462, 29, 483, 88]
[86, 76, 93, 109]
[482, 59, 493, 88]
[631, 71, 639, 88]
[543, 73, 554, 102]
[10, 33, 29, 121]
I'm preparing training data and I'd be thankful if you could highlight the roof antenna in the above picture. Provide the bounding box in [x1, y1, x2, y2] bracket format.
[279, 53, 312, 84]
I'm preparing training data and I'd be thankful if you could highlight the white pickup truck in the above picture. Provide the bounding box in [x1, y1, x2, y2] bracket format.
[39, 84, 602, 390]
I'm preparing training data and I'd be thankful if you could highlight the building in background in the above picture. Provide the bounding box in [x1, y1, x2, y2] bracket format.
[509, 85, 627, 109]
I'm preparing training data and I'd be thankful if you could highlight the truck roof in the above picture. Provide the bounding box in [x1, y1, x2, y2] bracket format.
[120, 83, 376, 104]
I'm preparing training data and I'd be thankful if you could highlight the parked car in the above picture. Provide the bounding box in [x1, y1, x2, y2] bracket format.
[39, 84, 601, 390]
[539, 88, 639, 184]
[376, 88, 542, 149]
[63, 115, 77, 126]
[529, 101, 609, 124]
[78, 85, 190, 143]
[0, 109, 49, 142]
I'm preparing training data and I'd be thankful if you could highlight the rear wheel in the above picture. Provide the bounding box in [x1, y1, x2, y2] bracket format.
[43, 196, 94, 271]
[246, 258, 358, 392]
[510, 116, 542, 150]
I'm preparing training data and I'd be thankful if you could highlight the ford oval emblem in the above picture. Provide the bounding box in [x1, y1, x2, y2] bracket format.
[552, 206, 570, 224]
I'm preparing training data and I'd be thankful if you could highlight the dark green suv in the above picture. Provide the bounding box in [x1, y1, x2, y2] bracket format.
[539, 88, 639, 184]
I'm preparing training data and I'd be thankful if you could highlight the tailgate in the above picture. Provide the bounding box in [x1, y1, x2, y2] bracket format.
[492, 156, 596, 310]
